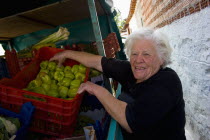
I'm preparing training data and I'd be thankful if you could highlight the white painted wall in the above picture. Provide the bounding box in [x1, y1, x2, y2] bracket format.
[158, 7, 210, 140]
[129, 0, 143, 31]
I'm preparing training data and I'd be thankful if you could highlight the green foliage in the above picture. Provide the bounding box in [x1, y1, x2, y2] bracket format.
[114, 9, 126, 31]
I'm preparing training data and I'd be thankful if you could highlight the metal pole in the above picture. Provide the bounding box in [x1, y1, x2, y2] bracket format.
[88, 0, 106, 56]
[88, 0, 112, 93]
[88, 1, 123, 139]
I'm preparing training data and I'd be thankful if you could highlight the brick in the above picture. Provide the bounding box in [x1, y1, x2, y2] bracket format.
[141, 0, 210, 28]
[184, 8, 189, 16]
[189, 6, 195, 14]
[175, 13, 179, 20]
[180, 11, 185, 18]
[194, 2, 200, 12]
[166, 19, 169, 25]
[177, 12, 181, 19]
[172, 16, 175, 22]
[201, 0, 208, 9]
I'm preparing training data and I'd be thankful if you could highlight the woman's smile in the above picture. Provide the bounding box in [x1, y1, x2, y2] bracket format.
[130, 39, 163, 83]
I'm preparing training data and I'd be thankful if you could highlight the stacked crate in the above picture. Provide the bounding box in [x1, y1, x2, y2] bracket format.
[5, 49, 21, 78]
[0, 47, 89, 138]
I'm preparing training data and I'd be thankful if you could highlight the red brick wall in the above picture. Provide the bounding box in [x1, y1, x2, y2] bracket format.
[139, 0, 210, 28]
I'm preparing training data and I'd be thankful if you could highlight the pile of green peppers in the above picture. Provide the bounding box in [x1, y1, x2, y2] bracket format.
[24, 60, 87, 100]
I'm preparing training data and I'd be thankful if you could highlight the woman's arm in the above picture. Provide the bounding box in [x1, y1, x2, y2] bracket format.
[49, 50, 103, 72]
[78, 81, 133, 133]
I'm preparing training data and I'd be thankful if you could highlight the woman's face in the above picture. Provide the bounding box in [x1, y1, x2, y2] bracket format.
[130, 39, 163, 83]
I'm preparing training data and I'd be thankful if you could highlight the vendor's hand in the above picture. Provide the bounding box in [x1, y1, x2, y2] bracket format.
[49, 51, 67, 67]
[78, 81, 104, 95]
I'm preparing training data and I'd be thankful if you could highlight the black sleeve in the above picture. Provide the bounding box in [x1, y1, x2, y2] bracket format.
[125, 69, 183, 133]
[101, 56, 132, 84]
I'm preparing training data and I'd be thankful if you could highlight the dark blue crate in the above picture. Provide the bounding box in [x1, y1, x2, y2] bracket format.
[0, 102, 35, 140]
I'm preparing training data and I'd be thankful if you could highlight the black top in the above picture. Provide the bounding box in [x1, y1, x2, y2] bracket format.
[101, 57, 186, 140]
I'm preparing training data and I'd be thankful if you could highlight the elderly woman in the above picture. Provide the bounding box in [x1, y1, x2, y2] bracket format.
[50, 28, 186, 140]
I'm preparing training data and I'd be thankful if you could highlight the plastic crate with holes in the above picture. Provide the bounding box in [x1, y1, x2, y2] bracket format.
[92, 32, 121, 58]
[0, 47, 89, 138]
[18, 57, 34, 70]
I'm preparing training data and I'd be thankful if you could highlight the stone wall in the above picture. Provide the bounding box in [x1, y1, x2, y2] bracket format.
[158, 7, 210, 140]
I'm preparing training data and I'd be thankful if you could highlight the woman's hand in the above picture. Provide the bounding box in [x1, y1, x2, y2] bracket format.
[78, 81, 105, 95]
[78, 81, 132, 133]
[49, 51, 68, 67]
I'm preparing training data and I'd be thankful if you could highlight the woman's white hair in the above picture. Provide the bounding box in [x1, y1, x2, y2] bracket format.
[124, 27, 172, 68]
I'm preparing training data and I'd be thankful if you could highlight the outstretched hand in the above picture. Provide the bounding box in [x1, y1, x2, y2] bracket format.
[78, 81, 105, 96]
[49, 51, 66, 67]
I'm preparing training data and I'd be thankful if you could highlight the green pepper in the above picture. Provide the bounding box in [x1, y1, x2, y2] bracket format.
[49, 71, 55, 79]
[41, 83, 51, 92]
[78, 64, 87, 74]
[54, 71, 64, 81]
[37, 71, 46, 79]
[75, 72, 85, 82]
[22, 88, 29, 91]
[60, 77, 72, 87]
[51, 79, 57, 85]
[65, 71, 75, 80]
[41, 74, 51, 84]
[71, 65, 79, 74]
[56, 66, 64, 71]
[47, 89, 59, 98]
[57, 82, 62, 86]
[47, 61, 57, 71]
[51, 84, 58, 90]
[70, 79, 81, 88]
[40, 69, 49, 74]
[66, 97, 74, 100]
[90, 69, 101, 77]
[30, 86, 46, 95]
[64, 66, 72, 73]
[68, 87, 78, 98]
[59, 86, 68, 99]
[27, 79, 42, 89]
[40, 60, 49, 70]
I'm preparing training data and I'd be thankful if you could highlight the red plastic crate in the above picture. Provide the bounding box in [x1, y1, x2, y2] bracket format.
[18, 57, 34, 70]
[92, 32, 121, 58]
[0, 47, 89, 137]
[5, 49, 21, 78]
[103, 32, 121, 58]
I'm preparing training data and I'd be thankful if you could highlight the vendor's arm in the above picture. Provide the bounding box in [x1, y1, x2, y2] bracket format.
[78, 81, 132, 133]
[49, 50, 103, 71]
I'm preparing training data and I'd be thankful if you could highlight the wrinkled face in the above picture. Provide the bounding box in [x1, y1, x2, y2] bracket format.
[130, 39, 163, 83]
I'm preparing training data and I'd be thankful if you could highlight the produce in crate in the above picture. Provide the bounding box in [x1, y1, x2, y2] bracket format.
[32, 27, 70, 49]
[89, 68, 102, 78]
[73, 115, 95, 136]
[17, 27, 70, 58]
[0, 116, 21, 140]
[0, 47, 86, 137]
[24, 60, 86, 99]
